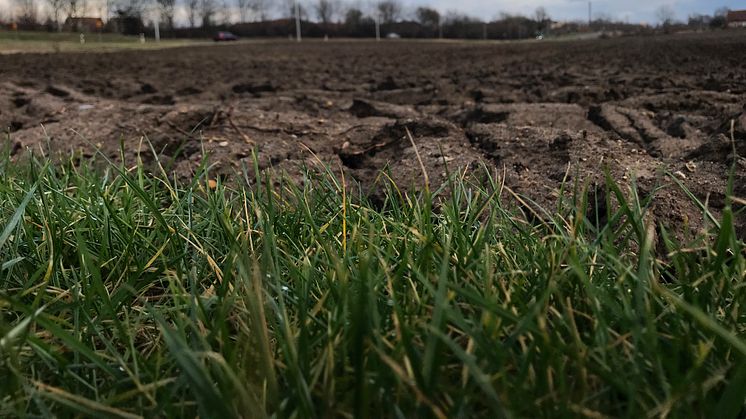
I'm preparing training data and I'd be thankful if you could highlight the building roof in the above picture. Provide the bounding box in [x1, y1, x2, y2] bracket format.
[63, 17, 104, 30]
[727, 10, 746, 22]
[65, 17, 104, 23]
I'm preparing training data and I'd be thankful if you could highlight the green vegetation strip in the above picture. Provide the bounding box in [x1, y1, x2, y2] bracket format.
[0, 148, 744, 418]
[0, 31, 206, 54]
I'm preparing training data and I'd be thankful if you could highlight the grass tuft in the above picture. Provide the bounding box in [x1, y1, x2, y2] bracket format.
[0, 149, 744, 418]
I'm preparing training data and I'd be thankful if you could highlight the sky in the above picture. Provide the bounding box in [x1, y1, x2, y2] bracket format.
[419, 0, 744, 24]
[0, 0, 744, 25]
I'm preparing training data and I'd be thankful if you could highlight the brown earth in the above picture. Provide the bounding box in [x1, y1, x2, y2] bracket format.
[1, 32, 745, 240]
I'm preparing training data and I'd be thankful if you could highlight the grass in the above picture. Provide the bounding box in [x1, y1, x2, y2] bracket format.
[0, 143, 744, 418]
[0, 30, 207, 54]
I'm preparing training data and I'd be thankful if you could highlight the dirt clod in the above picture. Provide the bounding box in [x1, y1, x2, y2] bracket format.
[1, 33, 744, 239]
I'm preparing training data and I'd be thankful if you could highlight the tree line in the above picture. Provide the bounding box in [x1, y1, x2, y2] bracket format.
[0, 0, 736, 39]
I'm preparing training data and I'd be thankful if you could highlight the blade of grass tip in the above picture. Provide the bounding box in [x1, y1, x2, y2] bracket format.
[603, 170, 645, 242]
[0, 305, 45, 350]
[502, 184, 551, 230]
[427, 326, 508, 419]
[152, 312, 234, 419]
[144, 135, 177, 200]
[339, 161, 347, 254]
[406, 127, 430, 195]
[715, 361, 746, 419]
[655, 285, 746, 357]
[31, 380, 143, 419]
[74, 228, 124, 337]
[28, 388, 55, 418]
[730, 119, 737, 157]
[372, 345, 447, 419]
[105, 378, 178, 405]
[298, 141, 341, 191]
[437, 142, 459, 209]
[666, 172, 720, 230]
[1, 256, 25, 271]
[351, 248, 372, 419]
[238, 258, 279, 406]
[713, 203, 735, 269]
[0, 184, 37, 252]
[80, 136, 173, 233]
[32, 314, 118, 377]
[423, 235, 452, 388]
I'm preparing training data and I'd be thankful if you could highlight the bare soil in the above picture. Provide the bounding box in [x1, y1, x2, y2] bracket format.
[1, 32, 745, 239]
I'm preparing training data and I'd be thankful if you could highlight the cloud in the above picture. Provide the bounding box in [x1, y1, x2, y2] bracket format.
[419, 0, 725, 23]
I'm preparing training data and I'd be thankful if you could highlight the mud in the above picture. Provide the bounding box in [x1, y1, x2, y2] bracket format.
[1, 32, 744, 239]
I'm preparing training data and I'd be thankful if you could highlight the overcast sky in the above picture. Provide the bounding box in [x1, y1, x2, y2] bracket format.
[0, 0, 743, 24]
[419, 0, 742, 24]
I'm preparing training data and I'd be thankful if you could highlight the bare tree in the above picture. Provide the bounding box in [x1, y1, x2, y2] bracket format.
[376, 0, 400, 23]
[714, 6, 730, 17]
[593, 12, 612, 23]
[280, 0, 306, 20]
[112, 0, 145, 17]
[217, 0, 230, 24]
[280, 0, 293, 18]
[47, 0, 65, 29]
[710, 6, 730, 29]
[415, 6, 439, 28]
[200, 0, 215, 27]
[315, 0, 336, 25]
[187, 0, 198, 27]
[65, 0, 78, 18]
[156, 0, 176, 28]
[655, 4, 675, 26]
[236, 0, 248, 22]
[344, 6, 363, 26]
[16, 0, 38, 25]
[248, 0, 267, 21]
[99, 0, 111, 22]
[534, 6, 548, 23]
[534, 6, 548, 31]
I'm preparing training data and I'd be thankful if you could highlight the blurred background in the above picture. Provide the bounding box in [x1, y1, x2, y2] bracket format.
[0, 0, 743, 43]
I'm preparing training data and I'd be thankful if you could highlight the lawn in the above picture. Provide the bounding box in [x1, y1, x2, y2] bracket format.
[0, 30, 208, 54]
[0, 145, 744, 418]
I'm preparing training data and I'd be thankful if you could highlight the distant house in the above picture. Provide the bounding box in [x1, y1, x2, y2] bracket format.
[727, 10, 746, 28]
[63, 17, 104, 32]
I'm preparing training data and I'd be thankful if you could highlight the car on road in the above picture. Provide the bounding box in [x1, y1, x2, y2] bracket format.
[214, 31, 238, 42]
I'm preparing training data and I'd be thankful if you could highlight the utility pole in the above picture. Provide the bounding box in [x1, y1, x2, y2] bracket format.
[483, 23, 487, 40]
[588, 1, 592, 26]
[294, 0, 302, 42]
[375, 12, 381, 41]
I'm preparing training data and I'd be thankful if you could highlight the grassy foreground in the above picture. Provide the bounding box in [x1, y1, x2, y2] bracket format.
[0, 149, 744, 418]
